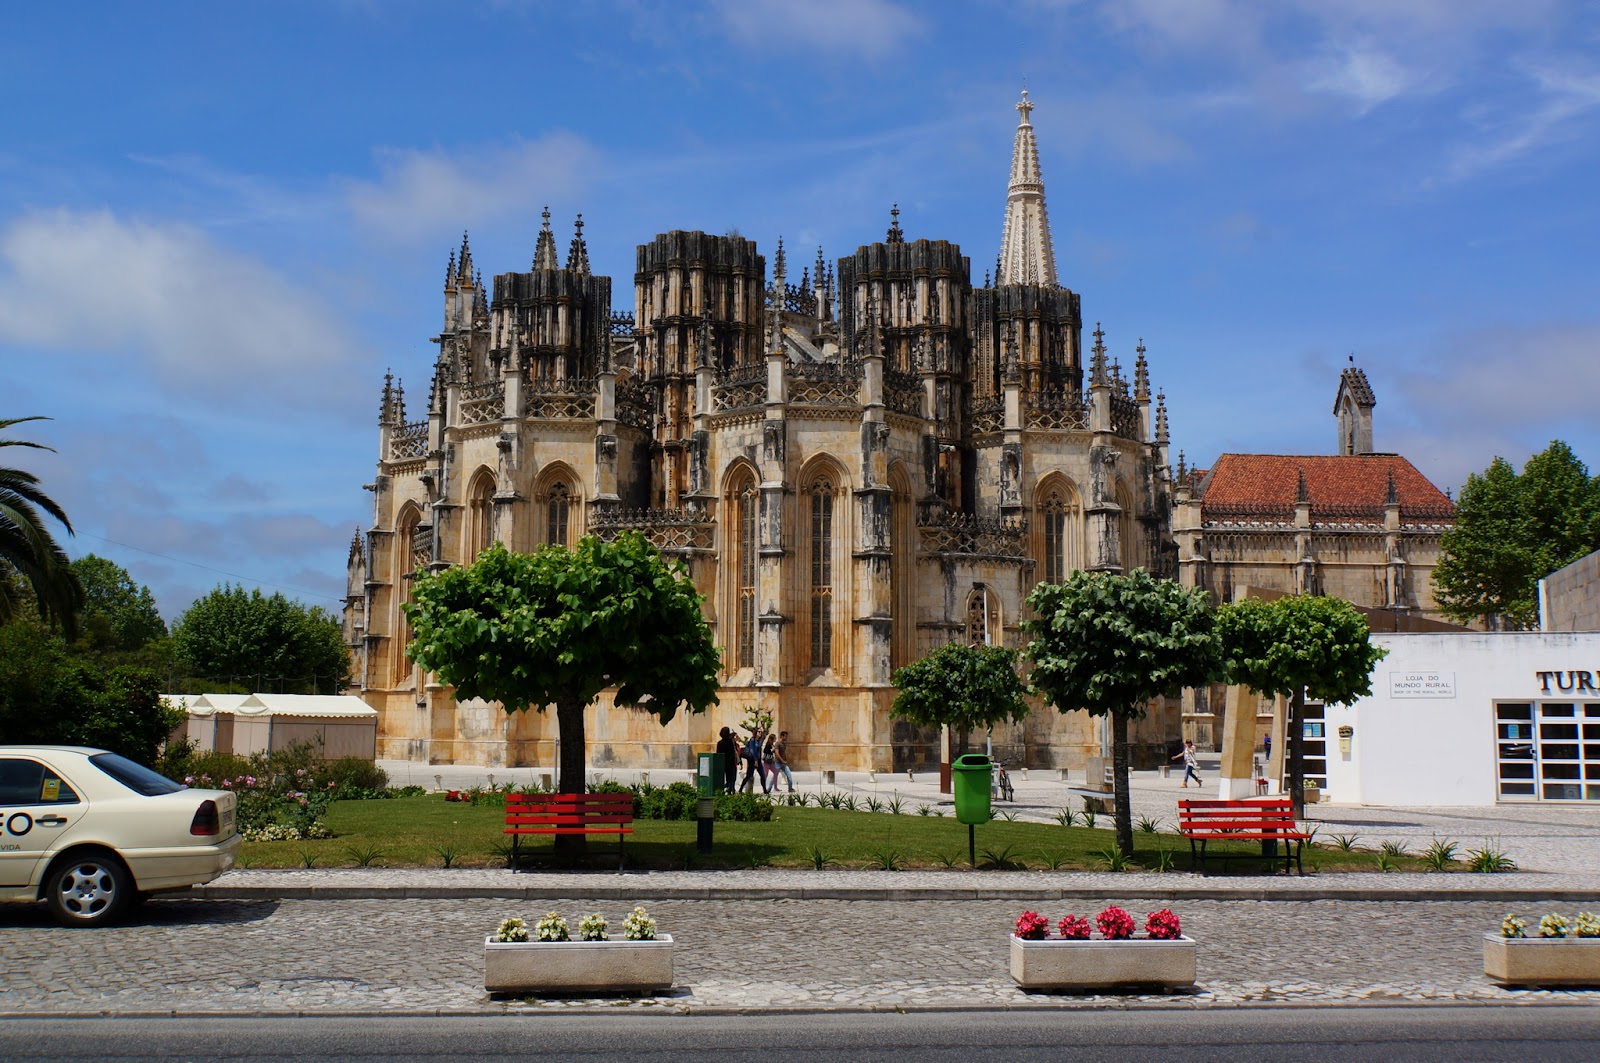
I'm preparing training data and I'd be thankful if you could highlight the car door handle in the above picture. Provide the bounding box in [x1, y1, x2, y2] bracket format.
[36, 815, 69, 826]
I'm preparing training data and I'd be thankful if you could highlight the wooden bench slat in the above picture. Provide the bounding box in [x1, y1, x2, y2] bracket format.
[502, 792, 637, 870]
[1176, 798, 1307, 876]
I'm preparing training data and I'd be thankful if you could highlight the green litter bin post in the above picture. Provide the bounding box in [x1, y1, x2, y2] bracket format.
[952, 754, 993, 824]
[952, 753, 992, 868]
[695, 752, 723, 853]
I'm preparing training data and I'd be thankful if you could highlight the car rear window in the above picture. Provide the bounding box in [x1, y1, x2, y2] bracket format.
[88, 752, 185, 796]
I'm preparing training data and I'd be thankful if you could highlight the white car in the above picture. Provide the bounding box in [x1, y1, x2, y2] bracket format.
[0, 745, 240, 927]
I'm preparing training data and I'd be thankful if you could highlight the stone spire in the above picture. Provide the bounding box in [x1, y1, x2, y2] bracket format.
[995, 89, 1058, 287]
[566, 214, 590, 274]
[1089, 323, 1108, 386]
[456, 232, 474, 285]
[886, 203, 904, 244]
[1134, 339, 1150, 402]
[1154, 390, 1169, 444]
[445, 249, 456, 289]
[533, 206, 559, 271]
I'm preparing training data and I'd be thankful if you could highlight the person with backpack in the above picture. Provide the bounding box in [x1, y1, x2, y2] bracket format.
[740, 728, 764, 793]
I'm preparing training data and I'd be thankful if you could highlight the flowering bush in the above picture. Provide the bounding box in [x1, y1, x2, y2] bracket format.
[1015, 911, 1051, 940]
[535, 912, 570, 942]
[1096, 905, 1136, 940]
[495, 917, 529, 943]
[1057, 915, 1091, 940]
[1145, 908, 1182, 940]
[1500, 914, 1527, 939]
[579, 913, 609, 941]
[623, 906, 658, 941]
[1539, 913, 1570, 939]
[1576, 912, 1600, 938]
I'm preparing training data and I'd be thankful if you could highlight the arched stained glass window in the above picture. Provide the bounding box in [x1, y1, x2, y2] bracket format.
[809, 478, 834, 670]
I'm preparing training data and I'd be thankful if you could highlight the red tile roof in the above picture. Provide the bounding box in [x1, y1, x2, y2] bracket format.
[1198, 454, 1455, 519]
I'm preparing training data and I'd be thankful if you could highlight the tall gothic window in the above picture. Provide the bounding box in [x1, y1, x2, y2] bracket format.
[467, 473, 494, 559]
[1040, 485, 1082, 584]
[396, 508, 423, 683]
[809, 479, 834, 670]
[1116, 484, 1136, 571]
[736, 480, 758, 670]
[546, 481, 571, 547]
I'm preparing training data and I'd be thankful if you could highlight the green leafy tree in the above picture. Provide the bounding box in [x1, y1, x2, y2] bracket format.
[1, 416, 84, 635]
[405, 534, 720, 816]
[1023, 570, 1221, 856]
[891, 640, 1029, 760]
[1217, 595, 1387, 817]
[0, 621, 183, 765]
[1434, 441, 1600, 629]
[70, 554, 168, 654]
[173, 584, 349, 694]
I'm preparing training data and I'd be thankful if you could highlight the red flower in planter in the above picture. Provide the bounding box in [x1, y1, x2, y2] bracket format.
[1096, 905, 1136, 940]
[1145, 908, 1182, 940]
[1057, 914, 1092, 939]
[1015, 910, 1050, 940]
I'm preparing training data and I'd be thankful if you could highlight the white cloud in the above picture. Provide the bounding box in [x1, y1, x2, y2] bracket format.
[346, 133, 600, 241]
[708, 0, 924, 58]
[1305, 47, 1421, 111]
[1446, 63, 1600, 180]
[0, 209, 359, 401]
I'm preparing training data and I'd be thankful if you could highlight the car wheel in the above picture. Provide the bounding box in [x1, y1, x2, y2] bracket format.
[44, 853, 131, 927]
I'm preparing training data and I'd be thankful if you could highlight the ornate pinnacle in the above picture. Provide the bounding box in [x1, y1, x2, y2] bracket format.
[380, 370, 394, 424]
[774, 237, 786, 283]
[815, 245, 825, 286]
[1090, 323, 1108, 386]
[1176, 450, 1187, 480]
[533, 205, 559, 271]
[567, 214, 590, 274]
[1296, 467, 1309, 504]
[800, 266, 810, 291]
[1016, 88, 1033, 125]
[1134, 339, 1150, 402]
[887, 203, 904, 243]
[457, 231, 473, 283]
[395, 380, 407, 424]
[445, 249, 456, 288]
[1155, 389, 1168, 444]
[1386, 468, 1399, 505]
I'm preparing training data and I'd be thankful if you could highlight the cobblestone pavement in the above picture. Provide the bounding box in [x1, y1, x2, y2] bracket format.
[4, 894, 1599, 1015]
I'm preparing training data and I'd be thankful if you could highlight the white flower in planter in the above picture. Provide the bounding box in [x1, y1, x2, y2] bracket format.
[579, 913, 609, 941]
[623, 906, 658, 941]
[495, 917, 530, 943]
[1500, 914, 1527, 939]
[535, 911, 571, 942]
[1576, 912, 1600, 938]
[1540, 913, 1571, 939]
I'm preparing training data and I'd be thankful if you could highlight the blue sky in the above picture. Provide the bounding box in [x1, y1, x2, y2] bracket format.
[4, 0, 1598, 621]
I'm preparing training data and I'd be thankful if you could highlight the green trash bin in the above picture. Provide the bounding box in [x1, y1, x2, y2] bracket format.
[952, 753, 993, 825]
[696, 752, 725, 796]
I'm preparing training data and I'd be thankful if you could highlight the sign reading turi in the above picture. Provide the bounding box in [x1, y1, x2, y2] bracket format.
[1389, 672, 1456, 699]
[1535, 670, 1600, 695]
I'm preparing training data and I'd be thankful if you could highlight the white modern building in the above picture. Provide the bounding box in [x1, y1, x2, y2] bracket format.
[1326, 631, 1600, 806]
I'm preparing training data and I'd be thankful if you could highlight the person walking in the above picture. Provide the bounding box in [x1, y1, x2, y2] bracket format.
[740, 728, 764, 793]
[773, 730, 795, 792]
[760, 731, 778, 794]
[1171, 739, 1202, 788]
[716, 726, 739, 792]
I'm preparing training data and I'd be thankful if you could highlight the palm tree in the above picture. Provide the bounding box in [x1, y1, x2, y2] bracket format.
[1, 417, 83, 634]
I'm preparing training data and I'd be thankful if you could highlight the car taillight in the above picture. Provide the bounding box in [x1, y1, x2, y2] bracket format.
[190, 800, 220, 836]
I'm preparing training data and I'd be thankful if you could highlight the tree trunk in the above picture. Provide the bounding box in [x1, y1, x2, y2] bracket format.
[555, 697, 588, 857]
[1112, 711, 1134, 858]
[1288, 689, 1305, 820]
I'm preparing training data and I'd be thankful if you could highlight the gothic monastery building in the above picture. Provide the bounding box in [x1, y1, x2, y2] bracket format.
[343, 93, 1188, 772]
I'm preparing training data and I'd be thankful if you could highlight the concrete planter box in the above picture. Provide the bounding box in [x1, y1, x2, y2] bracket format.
[1010, 935, 1197, 991]
[484, 935, 674, 995]
[1484, 934, 1600, 987]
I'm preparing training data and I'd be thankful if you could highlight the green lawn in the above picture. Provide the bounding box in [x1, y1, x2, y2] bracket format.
[234, 796, 1441, 874]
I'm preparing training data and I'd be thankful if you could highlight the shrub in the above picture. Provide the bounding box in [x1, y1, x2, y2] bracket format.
[714, 791, 774, 822]
[1145, 908, 1182, 940]
[1015, 911, 1050, 940]
[1096, 905, 1135, 940]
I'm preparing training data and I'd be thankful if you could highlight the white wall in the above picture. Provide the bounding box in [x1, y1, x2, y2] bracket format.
[1329, 631, 1600, 806]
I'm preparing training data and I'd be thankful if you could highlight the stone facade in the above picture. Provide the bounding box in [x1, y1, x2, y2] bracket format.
[1541, 549, 1600, 632]
[342, 94, 1180, 773]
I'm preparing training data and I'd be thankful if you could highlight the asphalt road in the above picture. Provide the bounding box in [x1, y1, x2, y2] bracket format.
[5, 1008, 1600, 1062]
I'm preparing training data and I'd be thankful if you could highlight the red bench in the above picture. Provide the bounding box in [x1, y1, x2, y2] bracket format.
[505, 792, 635, 870]
[1178, 797, 1310, 876]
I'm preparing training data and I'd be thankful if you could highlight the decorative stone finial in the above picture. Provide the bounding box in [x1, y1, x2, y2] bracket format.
[1155, 389, 1168, 444]
[1134, 339, 1150, 402]
[533, 206, 559, 271]
[887, 203, 904, 243]
[567, 214, 590, 274]
[1090, 323, 1108, 386]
